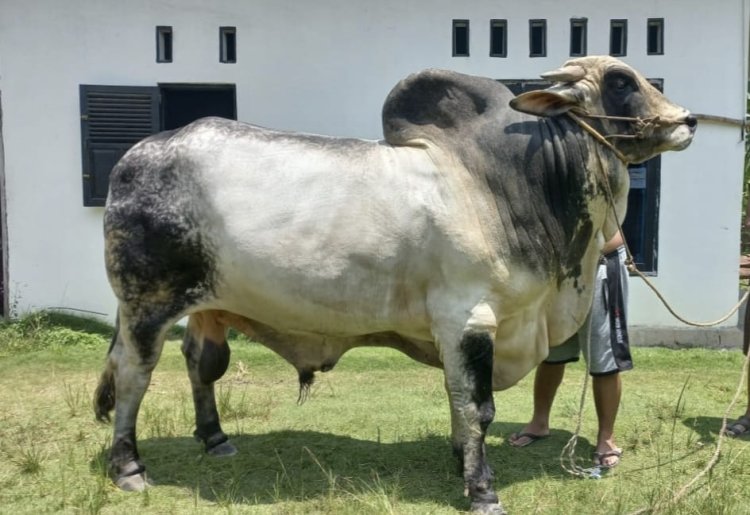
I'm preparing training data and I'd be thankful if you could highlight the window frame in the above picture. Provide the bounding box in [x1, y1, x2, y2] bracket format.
[489, 19, 508, 58]
[220, 26, 237, 63]
[647, 18, 664, 55]
[609, 19, 628, 57]
[156, 26, 173, 63]
[452, 19, 470, 57]
[79, 85, 160, 206]
[529, 19, 547, 58]
[570, 18, 587, 57]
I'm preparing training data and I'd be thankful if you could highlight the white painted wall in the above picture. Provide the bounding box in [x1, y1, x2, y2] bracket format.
[0, 0, 747, 332]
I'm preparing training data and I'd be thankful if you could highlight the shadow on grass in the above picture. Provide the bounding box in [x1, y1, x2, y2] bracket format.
[93, 424, 581, 510]
[683, 416, 737, 443]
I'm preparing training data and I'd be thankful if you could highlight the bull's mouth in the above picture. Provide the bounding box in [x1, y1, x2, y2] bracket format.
[669, 120, 696, 151]
[616, 120, 695, 162]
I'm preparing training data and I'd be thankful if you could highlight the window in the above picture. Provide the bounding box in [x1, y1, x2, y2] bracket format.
[79, 84, 237, 206]
[610, 19, 628, 56]
[498, 76, 664, 273]
[529, 20, 546, 57]
[453, 20, 469, 56]
[490, 19, 507, 57]
[79, 86, 160, 206]
[647, 18, 664, 55]
[570, 18, 587, 57]
[623, 159, 661, 273]
[220, 26, 237, 63]
[156, 26, 173, 63]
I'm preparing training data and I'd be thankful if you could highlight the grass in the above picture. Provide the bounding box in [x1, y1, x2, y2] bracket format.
[0, 313, 749, 514]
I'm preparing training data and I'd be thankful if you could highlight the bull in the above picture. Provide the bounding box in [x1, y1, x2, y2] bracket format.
[94, 56, 695, 513]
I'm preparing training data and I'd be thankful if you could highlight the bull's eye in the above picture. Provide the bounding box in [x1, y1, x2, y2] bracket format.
[605, 70, 637, 95]
[602, 70, 640, 116]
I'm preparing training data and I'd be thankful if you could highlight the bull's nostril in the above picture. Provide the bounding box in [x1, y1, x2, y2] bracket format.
[685, 115, 698, 128]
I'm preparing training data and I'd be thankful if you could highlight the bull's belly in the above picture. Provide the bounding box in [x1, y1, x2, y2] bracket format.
[207, 268, 443, 373]
[208, 257, 596, 391]
[209, 260, 434, 342]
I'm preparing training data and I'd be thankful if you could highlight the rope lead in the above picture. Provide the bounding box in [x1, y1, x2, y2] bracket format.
[558, 110, 749, 514]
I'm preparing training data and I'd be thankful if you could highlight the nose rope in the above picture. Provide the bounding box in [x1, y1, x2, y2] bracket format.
[565, 110, 688, 163]
[573, 111, 683, 137]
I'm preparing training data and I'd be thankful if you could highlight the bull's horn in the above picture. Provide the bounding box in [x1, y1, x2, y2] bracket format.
[540, 65, 585, 83]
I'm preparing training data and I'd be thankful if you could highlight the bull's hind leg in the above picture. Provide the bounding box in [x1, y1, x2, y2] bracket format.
[435, 309, 505, 515]
[181, 311, 236, 456]
[94, 308, 172, 491]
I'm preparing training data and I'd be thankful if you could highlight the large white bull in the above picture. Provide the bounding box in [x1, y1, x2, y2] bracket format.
[95, 56, 695, 513]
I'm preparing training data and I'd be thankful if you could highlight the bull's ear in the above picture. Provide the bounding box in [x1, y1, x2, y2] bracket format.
[509, 89, 579, 117]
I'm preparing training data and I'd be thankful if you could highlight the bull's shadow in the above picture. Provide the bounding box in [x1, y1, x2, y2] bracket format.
[93, 424, 581, 509]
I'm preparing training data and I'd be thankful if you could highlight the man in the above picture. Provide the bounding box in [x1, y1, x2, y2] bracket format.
[509, 231, 631, 468]
[724, 206, 750, 438]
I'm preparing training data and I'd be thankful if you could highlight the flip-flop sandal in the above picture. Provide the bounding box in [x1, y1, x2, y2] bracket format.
[593, 448, 622, 469]
[508, 432, 549, 448]
[725, 415, 750, 437]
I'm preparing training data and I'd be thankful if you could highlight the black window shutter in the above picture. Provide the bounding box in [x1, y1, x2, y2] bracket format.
[80, 85, 160, 206]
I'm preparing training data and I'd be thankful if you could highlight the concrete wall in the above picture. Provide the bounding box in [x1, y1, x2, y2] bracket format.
[0, 0, 747, 342]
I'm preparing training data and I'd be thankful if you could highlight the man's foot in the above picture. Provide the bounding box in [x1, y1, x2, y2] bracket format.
[508, 432, 550, 448]
[593, 448, 622, 468]
[724, 415, 750, 437]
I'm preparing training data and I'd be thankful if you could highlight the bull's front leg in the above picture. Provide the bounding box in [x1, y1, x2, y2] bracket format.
[440, 326, 504, 515]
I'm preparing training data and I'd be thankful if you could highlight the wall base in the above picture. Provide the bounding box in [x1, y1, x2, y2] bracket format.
[630, 326, 743, 350]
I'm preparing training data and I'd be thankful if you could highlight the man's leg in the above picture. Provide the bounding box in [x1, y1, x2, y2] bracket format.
[592, 372, 622, 466]
[724, 304, 750, 437]
[509, 362, 565, 446]
[724, 359, 750, 437]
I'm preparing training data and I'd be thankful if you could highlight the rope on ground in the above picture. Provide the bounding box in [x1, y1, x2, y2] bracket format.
[626, 349, 750, 515]
[559, 370, 598, 478]
[558, 117, 750, 507]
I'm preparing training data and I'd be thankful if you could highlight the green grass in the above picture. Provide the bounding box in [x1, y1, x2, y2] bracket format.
[1, 314, 749, 514]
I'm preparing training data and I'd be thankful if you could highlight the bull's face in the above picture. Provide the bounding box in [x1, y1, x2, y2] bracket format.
[509, 56, 696, 163]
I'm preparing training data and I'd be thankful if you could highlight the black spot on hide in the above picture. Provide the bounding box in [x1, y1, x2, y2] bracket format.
[104, 136, 217, 360]
[460, 332, 495, 431]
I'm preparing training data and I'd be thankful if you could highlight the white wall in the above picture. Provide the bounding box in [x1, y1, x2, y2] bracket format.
[0, 0, 747, 331]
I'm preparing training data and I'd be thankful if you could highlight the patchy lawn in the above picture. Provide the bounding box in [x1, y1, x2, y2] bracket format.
[0, 313, 748, 514]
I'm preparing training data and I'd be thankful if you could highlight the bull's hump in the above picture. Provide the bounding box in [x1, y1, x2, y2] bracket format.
[382, 69, 513, 147]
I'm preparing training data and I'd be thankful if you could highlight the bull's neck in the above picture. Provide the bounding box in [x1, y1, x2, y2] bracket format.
[542, 115, 627, 199]
[532, 115, 626, 282]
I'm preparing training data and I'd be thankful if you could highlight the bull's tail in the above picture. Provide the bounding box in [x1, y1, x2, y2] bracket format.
[93, 314, 119, 422]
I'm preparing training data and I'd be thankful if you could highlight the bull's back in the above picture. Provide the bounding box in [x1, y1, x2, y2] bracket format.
[104, 118, 475, 338]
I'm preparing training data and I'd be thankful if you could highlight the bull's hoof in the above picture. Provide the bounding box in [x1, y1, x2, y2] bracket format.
[115, 472, 150, 492]
[207, 439, 237, 457]
[470, 501, 507, 515]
